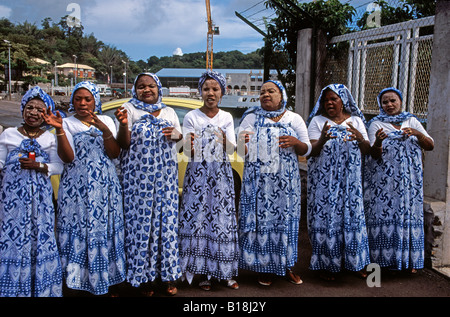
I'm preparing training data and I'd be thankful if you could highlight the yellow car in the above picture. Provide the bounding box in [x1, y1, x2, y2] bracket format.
[52, 97, 245, 204]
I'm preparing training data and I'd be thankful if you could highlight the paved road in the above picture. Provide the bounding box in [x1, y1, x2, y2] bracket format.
[63, 215, 450, 299]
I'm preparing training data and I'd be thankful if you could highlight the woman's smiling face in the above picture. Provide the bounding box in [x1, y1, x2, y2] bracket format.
[23, 98, 46, 127]
[135, 75, 159, 105]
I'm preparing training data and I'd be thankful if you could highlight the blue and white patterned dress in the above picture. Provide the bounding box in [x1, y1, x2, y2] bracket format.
[179, 109, 239, 282]
[120, 105, 182, 287]
[238, 111, 309, 276]
[306, 84, 370, 273]
[56, 116, 126, 295]
[364, 118, 432, 270]
[0, 129, 63, 297]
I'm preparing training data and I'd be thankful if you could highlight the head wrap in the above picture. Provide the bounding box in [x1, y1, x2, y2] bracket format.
[21, 86, 56, 115]
[198, 70, 226, 96]
[69, 81, 102, 114]
[367, 87, 416, 126]
[129, 72, 166, 113]
[306, 83, 366, 126]
[240, 80, 288, 122]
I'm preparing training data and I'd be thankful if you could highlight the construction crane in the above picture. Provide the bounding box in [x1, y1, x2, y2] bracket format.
[205, 0, 219, 70]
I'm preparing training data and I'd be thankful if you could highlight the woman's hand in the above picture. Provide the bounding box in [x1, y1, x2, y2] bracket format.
[162, 126, 182, 142]
[88, 110, 109, 133]
[347, 122, 370, 155]
[278, 135, 299, 149]
[402, 127, 434, 151]
[374, 128, 387, 147]
[41, 107, 63, 130]
[238, 130, 254, 144]
[319, 121, 334, 142]
[18, 157, 47, 173]
[114, 107, 128, 127]
[346, 122, 364, 143]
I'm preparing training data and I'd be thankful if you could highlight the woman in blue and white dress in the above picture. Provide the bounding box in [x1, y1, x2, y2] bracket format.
[238, 80, 311, 286]
[115, 73, 182, 296]
[0, 87, 63, 297]
[364, 87, 434, 273]
[306, 84, 371, 281]
[179, 70, 240, 291]
[48, 81, 126, 295]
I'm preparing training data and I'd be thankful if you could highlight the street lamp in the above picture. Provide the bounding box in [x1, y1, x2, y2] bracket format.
[72, 55, 77, 84]
[122, 60, 127, 97]
[110, 65, 113, 85]
[3, 40, 11, 100]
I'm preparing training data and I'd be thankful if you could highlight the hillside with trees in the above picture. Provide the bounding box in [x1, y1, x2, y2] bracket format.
[0, 15, 263, 91]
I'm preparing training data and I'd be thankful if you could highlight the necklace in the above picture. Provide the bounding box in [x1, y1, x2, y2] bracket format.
[22, 126, 41, 139]
[270, 111, 286, 122]
[79, 119, 92, 127]
[330, 115, 349, 125]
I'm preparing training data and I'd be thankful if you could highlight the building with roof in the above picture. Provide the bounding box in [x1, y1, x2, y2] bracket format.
[155, 68, 279, 96]
[57, 63, 95, 80]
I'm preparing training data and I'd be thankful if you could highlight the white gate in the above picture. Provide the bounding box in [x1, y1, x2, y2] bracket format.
[328, 16, 434, 121]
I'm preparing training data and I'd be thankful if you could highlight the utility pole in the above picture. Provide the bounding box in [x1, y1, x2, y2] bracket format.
[3, 40, 11, 100]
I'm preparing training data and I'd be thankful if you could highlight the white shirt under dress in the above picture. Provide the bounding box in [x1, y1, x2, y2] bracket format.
[118, 102, 181, 133]
[367, 117, 433, 146]
[239, 110, 312, 157]
[182, 108, 236, 146]
[307, 114, 369, 142]
[0, 127, 63, 176]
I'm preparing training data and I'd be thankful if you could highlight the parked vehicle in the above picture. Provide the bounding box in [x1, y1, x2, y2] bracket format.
[51, 97, 247, 205]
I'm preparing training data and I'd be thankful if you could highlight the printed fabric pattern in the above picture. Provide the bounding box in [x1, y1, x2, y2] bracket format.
[0, 139, 62, 297]
[121, 114, 181, 287]
[364, 131, 424, 270]
[56, 127, 126, 295]
[307, 125, 370, 272]
[179, 125, 239, 281]
[238, 117, 302, 276]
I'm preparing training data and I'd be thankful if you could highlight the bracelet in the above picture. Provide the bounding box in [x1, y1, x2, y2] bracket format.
[103, 134, 114, 140]
[418, 134, 426, 142]
[39, 162, 45, 170]
[56, 132, 65, 137]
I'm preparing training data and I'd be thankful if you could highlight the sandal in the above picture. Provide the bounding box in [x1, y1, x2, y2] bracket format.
[356, 269, 368, 279]
[142, 290, 154, 297]
[318, 271, 335, 281]
[166, 282, 178, 296]
[257, 274, 272, 286]
[286, 269, 303, 285]
[199, 280, 212, 291]
[226, 279, 239, 290]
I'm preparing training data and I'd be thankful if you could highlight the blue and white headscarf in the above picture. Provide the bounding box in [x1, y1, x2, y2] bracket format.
[367, 87, 416, 126]
[198, 70, 226, 96]
[128, 72, 166, 113]
[21, 86, 56, 115]
[306, 83, 366, 126]
[69, 81, 102, 114]
[241, 80, 288, 122]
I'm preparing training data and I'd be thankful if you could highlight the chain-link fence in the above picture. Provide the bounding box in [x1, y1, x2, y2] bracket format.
[317, 2, 434, 122]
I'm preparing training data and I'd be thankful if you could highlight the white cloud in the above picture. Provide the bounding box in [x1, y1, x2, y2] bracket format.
[173, 47, 183, 56]
[83, 0, 205, 46]
[0, 5, 12, 18]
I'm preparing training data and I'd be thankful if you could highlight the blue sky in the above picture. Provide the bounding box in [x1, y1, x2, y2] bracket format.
[0, 0, 373, 62]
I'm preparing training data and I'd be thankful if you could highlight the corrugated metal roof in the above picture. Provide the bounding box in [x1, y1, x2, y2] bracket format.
[155, 68, 277, 78]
